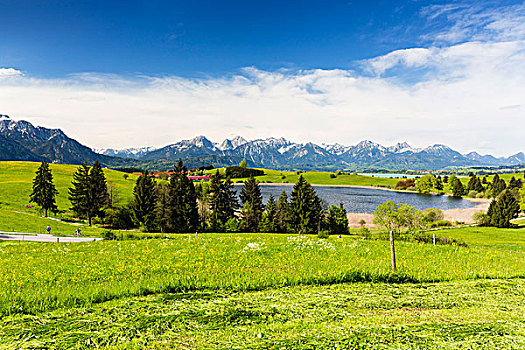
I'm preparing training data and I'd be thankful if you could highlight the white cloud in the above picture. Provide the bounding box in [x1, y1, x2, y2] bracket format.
[0, 68, 22, 77]
[0, 3, 524, 157]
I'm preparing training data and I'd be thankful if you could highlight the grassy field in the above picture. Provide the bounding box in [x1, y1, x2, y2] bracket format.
[1, 228, 525, 348]
[2, 161, 525, 348]
[0, 161, 138, 235]
[1, 278, 524, 349]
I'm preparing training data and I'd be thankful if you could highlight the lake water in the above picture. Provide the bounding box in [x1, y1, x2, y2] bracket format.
[234, 184, 478, 213]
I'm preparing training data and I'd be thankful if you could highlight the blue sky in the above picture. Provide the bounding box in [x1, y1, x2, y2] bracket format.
[2, 0, 435, 77]
[0, 0, 524, 155]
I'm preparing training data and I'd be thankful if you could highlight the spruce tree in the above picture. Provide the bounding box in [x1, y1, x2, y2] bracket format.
[452, 180, 465, 197]
[69, 163, 91, 223]
[68, 161, 108, 226]
[130, 171, 157, 232]
[259, 194, 277, 233]
[276, 191, 290, 233]
[326, 201, 349, 235]
[488, 189, 520, 228]
[289, 175, 323, 235]
[29, 160, 58, 217]
[490, 174, 506, 198]
[90, 161, 109, 218]
[155, 183, 170, 233]
[474, 177, 484, 193]
[239, 176, 264, 232]
[207, 171, 238, 231]
[168, 159, 199, 233]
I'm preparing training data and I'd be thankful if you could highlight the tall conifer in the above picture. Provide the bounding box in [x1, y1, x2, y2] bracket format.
[131, 171, 157, 232]
[168, 159, 199, 233]
[29, 160, 58, 217]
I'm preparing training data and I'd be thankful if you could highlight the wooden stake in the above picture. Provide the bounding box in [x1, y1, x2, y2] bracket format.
[390, 230, 396, 270]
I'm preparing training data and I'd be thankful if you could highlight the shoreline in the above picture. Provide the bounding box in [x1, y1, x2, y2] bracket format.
[245, 182, 492, 204]
[238, 182, 489, 225]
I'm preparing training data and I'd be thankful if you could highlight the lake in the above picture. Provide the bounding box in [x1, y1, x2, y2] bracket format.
[234, 184, 478, 213]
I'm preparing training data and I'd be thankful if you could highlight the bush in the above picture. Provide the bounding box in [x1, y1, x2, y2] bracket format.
[468, 190, 478, 198]
[224, 218, 240, 233]
[225, 166, 264, 178]
[358, 226, 371, 238]
[317, 230, 330, 239]
[476, 192, 485, 198]
[102, 230, 116, 240]
[329, 173, 336, 179]
[430, 220, 452, 228]
[472, 211, 490, 225]
[423, 208, 444, 224]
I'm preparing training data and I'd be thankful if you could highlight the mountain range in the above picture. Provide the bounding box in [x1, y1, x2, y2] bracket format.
[1, 114, 524, 171]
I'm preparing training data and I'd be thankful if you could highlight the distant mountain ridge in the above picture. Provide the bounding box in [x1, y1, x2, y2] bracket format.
[0, 115, 116, 165]
[100, 135, 525, 171]
[1, 114, 523, 170]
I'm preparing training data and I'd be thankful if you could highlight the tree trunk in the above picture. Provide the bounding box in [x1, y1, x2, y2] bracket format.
[390, 230, 396, 271]
[44, 208, 48, 217]
[88, 215, 92, 226]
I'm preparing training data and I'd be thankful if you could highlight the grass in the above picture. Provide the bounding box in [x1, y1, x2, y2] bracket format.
[2, 232, 525, 317]
[1, 278, 524, 349]
[2, 161, 525, 348]
[0, 161, 138, 234]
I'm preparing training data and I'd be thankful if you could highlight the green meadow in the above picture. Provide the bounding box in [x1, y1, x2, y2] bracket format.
[1, 161, 525, 348]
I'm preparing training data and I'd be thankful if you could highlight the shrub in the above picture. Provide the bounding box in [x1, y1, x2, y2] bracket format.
[102, 230, 116, 240]
[430, 220, 452, 228]
[423, 208, 444, 223]
[224, 218, 240, 233]
[472, 211, 490, 225]
[317, 230, 330, 239]
[225, 166, 264, 178]
[358, 226, 371, 238]
[329, 173, 336, 179]
[468, 190, 478, 198]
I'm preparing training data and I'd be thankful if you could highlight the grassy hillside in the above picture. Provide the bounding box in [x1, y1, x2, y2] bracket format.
[0, 161, 138, 234]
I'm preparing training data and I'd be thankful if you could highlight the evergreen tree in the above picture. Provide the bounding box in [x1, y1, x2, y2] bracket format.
[289, 175, 323, 235]
[490, 174, 506, 198]
[155, 183, 170, 233]
[474, 177, 484, 193]
[207, 170, 238, 231]
[488, 189, 520, 228]
[29, 160, 58, 217]
[130, 171, 157, 232]
[239, 176, 264, 232]
[326, 201, 349, 235]
[69, 163, 90, 221]
[168, 159, 199, 233]
[452, 180, 465, 197]
[467, 175, 477, 192]
[434, 176, 444, 191]
[90, 161, 109, 218]
[68, 161, 108, 226]
[276, 191, 290, 233]
[508, 176, 523, 190]
[259, 194, 277, 233]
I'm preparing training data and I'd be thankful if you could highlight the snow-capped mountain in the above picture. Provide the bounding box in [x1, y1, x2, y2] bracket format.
[97, 135, 524, 170]
[96, 146, 158, 159]
[0, 115, 114, 164]
[1, 114, 524, 170]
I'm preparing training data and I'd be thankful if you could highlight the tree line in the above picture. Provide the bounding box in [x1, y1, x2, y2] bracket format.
[29, 159, 349, 235]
